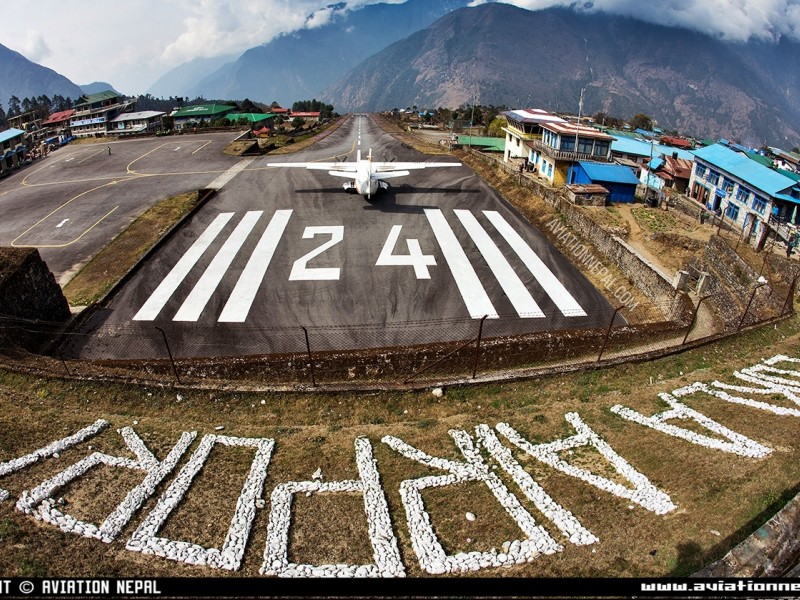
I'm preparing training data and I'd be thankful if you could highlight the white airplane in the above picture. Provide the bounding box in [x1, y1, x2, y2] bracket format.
[267, 148, 461, 199]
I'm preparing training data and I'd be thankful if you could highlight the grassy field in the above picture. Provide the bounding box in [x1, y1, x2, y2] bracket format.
[0, 315, 797, 580]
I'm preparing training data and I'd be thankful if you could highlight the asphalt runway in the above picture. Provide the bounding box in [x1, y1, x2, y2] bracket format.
[0, 133, 241, 282]
[55, 115, 617, 359]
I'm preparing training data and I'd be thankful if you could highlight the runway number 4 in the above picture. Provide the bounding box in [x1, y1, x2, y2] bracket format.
[376, 225, 436, 279]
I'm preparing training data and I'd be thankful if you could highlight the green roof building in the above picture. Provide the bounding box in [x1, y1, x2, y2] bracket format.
[226, 113, 276, 126]
[171, 104, 235, 129]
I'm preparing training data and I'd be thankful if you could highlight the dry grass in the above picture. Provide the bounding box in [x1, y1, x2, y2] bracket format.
[0, 316, 797, 578]
[61, 191, 200, 306]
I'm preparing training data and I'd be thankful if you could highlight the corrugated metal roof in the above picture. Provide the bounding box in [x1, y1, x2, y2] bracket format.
[693, 144, 796, 196]
[75, 90, 121, 106]
[0, 128, 25, 144]
[578, 161, 640, 185]
[226, 112, 275, 123]
[457, 136, 505, 151]
[502, 109, 566, 125]
[41, 110, 75, 125]
[171, 104, 234, 118]
[610, 136, 695, 161]
[109, 111, 165, 122]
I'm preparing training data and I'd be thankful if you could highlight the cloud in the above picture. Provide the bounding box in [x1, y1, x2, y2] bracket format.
[3, 0, 799, 95]
[490, 0, 800, 42]
[19, 32, 52, 64]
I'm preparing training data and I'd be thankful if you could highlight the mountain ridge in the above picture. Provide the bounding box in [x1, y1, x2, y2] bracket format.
[321, 4, 800, 147]
[0, 43, 82, 106]
[183, 0, 470, 105]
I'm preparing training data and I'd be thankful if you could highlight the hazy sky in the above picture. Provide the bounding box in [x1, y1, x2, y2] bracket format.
[2, 0, 799, 94]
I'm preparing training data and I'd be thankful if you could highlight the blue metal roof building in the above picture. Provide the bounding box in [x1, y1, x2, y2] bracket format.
[0, 128, 26, 178]
[610, 136, 695, 162]
[692, 144, 798, 199]
[571, 161, 640, 203]
[688, 144, 800, 244]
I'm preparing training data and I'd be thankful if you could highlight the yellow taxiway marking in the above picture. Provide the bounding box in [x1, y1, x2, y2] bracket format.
[12, 181, 121, 248]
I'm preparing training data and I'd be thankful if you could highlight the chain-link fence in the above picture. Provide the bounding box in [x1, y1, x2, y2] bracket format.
[0, 280, 795, 391]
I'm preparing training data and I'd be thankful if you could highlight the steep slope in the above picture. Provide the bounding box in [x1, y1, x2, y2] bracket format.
[188, 0, 469, 105]
[322, 4, 800, 147]
[0, 43, 82, 104]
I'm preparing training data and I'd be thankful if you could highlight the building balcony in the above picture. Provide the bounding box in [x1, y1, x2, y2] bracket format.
[528, 139, 611, 163]
[502, 126, 541, 141]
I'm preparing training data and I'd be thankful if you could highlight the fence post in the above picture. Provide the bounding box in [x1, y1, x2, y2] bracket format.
[472, 315, 488, 379]
[302, 327, 316, 387]
[154, 326, 180, 384]
[597, 306, 623, 362]
[781, 274, 799, 316]
[737, 281, 767, 331]
[682, 295, 712, 345]
[59, 351, 71, 376]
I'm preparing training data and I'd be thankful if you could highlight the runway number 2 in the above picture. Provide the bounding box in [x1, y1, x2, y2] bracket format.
[289, 226, 344, 281]
[376, 225, 436, 279]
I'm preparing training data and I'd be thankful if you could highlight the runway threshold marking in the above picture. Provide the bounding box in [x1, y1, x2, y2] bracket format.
[454, 209, 545, 318]
[173, 211, 263, 322]
[131, 209, 589, 324]
[132, 212, 235, 321]
[483, 211, 587, 317]
[424, 208, 499, 319]
[218, 210, 293, 323]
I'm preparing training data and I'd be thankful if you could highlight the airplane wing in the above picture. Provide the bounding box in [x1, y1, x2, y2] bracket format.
[374, 162, 461, 171]
[267, 162, 358, 172]
[372, 161, 460, 180]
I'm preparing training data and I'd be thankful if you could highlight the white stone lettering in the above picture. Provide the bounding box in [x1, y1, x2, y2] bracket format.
[496, 414, 675, 515]
[15, 427, 195, 543]
[0, 419, 108, 502]
[610, 394, 772, 458]
[382, 429, 561, 575]
[476, 424, 598, 543]
[127, 434, 274, 571]
[261, 437, 404, 578]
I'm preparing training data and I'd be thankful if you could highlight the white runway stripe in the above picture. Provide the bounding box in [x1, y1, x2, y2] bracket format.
[173, 211, 263, 322]
[207, 158, 255, 190]
[218, 210, 293, 322]
[132, 212, 235, 321]
[483, 210, 587, 317]
[424, 209, 498, 319]
[455, 210, 545, 318]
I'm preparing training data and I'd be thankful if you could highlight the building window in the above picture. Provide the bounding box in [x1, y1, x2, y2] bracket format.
[736, 186, 751, 203]
[725, 203, 740, 221]
[721, 178, 735, 194]
[561, 137, 575, 152]
[593, 140, 610, 157]
[578, 138, 593, 154]
[707, 170, 720, 186]
[547, 163, 553, 178]
[752, 196, 767, 215]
